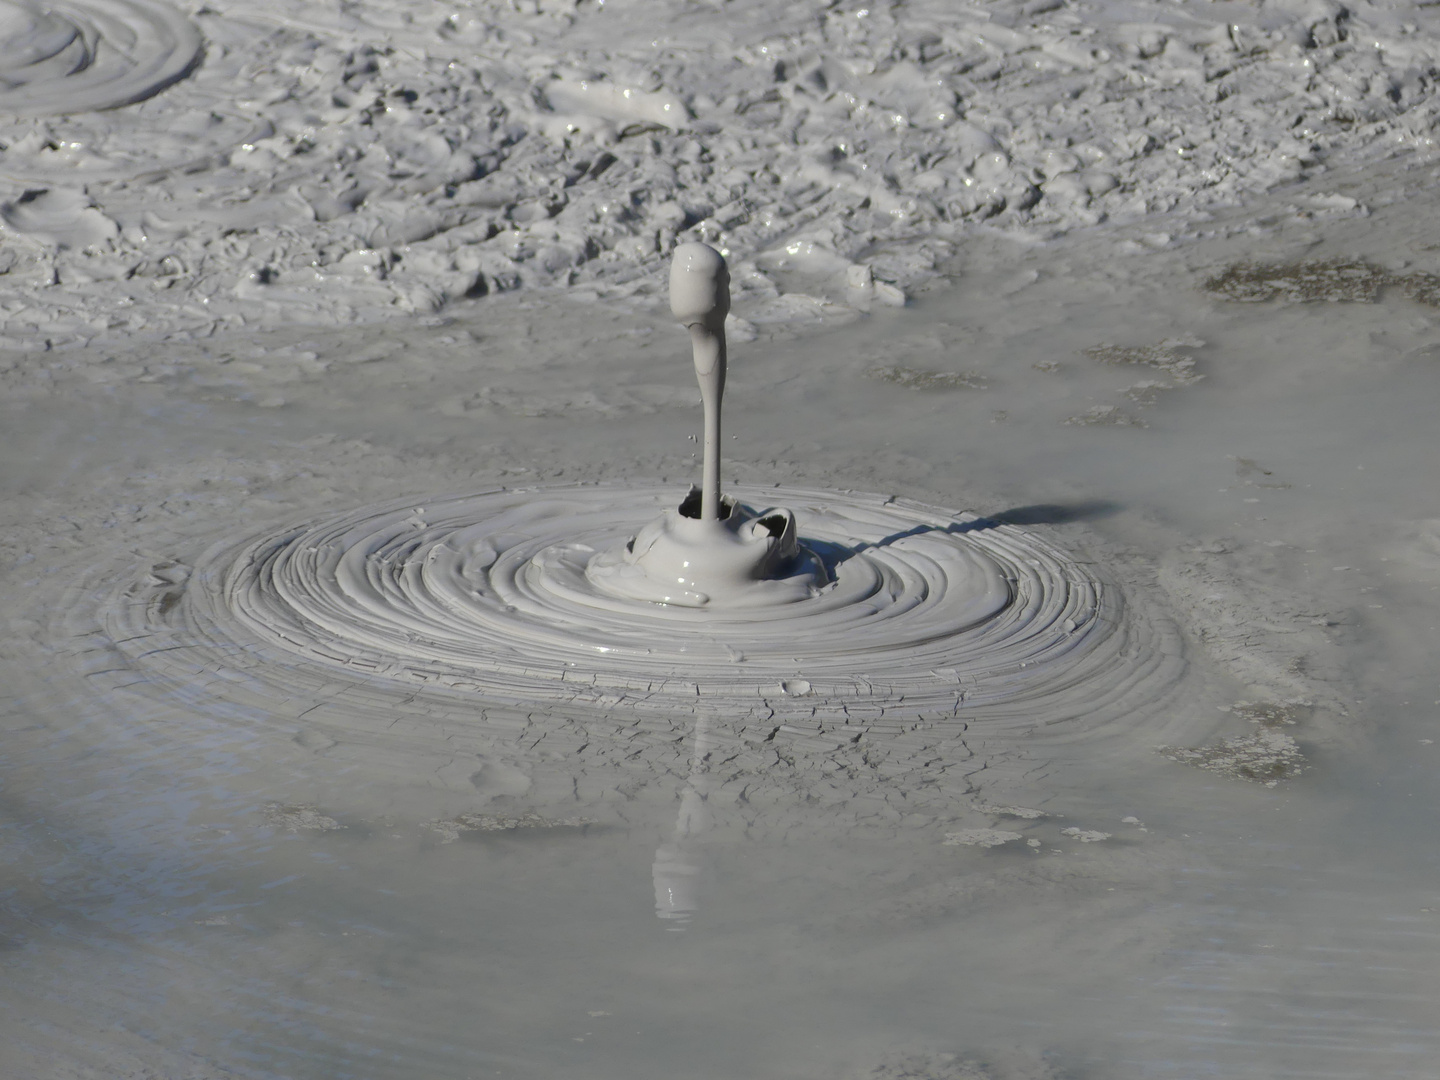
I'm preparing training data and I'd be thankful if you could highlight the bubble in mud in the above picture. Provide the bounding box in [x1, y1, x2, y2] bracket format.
[0, 0, 202, 116]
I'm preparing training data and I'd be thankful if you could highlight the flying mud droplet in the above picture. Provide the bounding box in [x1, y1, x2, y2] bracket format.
[0, 0, 203, 115]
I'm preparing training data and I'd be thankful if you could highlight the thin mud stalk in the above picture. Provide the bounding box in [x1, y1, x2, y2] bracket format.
[670, 242, 730, 521]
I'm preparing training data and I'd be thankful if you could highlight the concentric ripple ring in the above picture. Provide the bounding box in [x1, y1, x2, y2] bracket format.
[0, 0, 202, 115]
[97, 484, 1179, 733]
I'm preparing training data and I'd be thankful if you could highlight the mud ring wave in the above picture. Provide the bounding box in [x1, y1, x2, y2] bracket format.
[88, 485, 1183, 747]
[0, 0, 202, 115]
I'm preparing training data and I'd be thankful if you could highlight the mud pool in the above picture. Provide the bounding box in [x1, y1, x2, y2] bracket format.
[6, 1, 1440, 1077]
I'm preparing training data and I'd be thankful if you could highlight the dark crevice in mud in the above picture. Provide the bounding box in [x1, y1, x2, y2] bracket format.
[755, 512, 790, 539]
[678, 487, 736, 520]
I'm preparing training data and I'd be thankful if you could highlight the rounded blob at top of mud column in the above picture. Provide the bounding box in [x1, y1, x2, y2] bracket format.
[669, 241, 730, 334]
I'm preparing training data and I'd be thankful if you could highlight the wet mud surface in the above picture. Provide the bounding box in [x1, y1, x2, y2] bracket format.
[6, 1, 1440, 1077]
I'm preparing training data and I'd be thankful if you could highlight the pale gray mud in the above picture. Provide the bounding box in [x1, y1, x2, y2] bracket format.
[5, 2, 1440, 1079]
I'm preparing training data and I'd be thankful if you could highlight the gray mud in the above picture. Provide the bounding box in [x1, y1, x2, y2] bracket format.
[6, 2, 1440, 1077]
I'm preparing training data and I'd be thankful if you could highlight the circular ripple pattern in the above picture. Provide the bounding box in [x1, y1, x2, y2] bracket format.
[116, 484, 1177, 729]
[0, 0, 202, 116]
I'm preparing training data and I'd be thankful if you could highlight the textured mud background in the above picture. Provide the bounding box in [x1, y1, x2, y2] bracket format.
[5, 1, 1440, 1078]
[5, 0, 1440, 344]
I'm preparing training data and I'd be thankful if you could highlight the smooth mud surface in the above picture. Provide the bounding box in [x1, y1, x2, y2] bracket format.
[6, 2, 1440, 1079]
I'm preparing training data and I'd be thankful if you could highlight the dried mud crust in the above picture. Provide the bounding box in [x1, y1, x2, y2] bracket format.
[1083, 341, 1203, 385]
[1158, 540, 1348, 715]
[867, 365, 988, 391]
[1061, 338, 1206, 427]
[1063, 404, 1149, 428]
[1159, 700, 1310, 785]
[427, 809, 596, 843]
[1159, 727, 1305, 786]
[1155, 529, 1357, 785]
[263, 802, 343, 832]
[854, 1048, 1066, 1080]
[1202, 259, 1440, 305]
